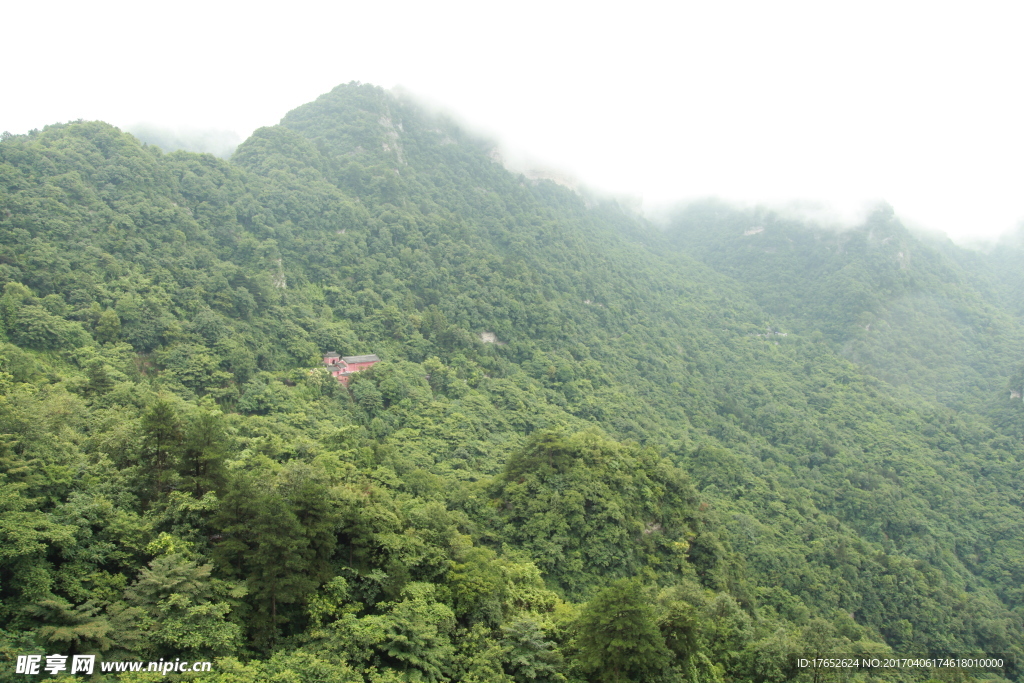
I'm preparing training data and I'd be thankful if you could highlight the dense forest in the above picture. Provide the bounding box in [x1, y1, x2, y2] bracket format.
[0, 82, 1022, 682]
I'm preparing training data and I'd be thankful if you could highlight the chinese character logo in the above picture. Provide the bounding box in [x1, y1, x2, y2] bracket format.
[15, 654, 94, 676]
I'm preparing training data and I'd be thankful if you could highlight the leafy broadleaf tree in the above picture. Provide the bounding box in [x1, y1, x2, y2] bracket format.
[500, 615, 566, 683]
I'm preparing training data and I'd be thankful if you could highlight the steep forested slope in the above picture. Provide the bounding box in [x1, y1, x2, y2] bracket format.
[0, 84, 1021, 682]
[664, 201, 1024, 410]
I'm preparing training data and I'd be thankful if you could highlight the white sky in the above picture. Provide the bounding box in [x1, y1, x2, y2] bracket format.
[5, 0, 1023, 242]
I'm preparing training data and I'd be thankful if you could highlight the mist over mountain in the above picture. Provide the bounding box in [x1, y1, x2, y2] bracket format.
[664, 199, 1024, 409]
[125, 123, 242, 158]
[1, 82, 1021, 682]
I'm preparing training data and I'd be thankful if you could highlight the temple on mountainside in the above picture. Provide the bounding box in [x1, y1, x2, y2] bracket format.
[323, 353, 380, 386]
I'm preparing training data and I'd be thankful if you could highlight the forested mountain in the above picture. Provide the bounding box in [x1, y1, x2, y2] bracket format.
[0, 83, 1021, 682]
[664, 201, 1024, 409]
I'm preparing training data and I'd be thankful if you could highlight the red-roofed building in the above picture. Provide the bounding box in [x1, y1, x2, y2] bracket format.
[323, 353, 380, 386]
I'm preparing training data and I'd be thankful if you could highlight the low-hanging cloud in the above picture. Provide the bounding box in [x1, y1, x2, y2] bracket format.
[125, 124, 242, 159]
